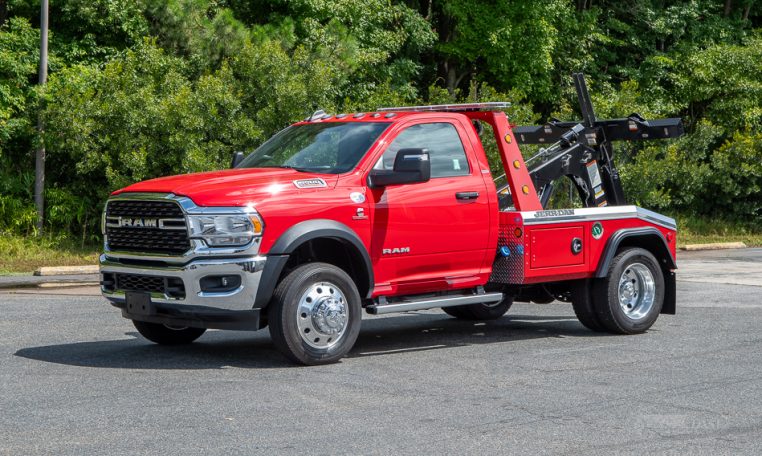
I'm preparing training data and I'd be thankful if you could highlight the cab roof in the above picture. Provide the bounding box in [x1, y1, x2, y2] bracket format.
[296, 103, 511, 125]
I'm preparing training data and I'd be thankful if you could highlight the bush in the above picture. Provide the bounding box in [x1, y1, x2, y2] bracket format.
[40, 41, 261, 237]
[621, 122, 762, 220]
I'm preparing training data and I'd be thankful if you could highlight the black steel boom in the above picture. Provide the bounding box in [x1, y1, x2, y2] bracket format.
[512, 73, 684, 208]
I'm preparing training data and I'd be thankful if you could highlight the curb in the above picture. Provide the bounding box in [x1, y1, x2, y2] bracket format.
[34, 265, 99, 276]
[37, 281, 100, 288]
[0, 274, 100, 290]
[681, 242, 747, 251]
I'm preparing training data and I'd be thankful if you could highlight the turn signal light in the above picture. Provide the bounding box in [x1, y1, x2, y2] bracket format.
[250, 216, 263, 234]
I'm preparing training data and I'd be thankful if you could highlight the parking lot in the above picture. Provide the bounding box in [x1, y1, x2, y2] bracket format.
[1, 249, 761, 455]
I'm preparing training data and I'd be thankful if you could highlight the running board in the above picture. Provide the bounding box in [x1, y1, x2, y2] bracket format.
[366, 292, 504, 315]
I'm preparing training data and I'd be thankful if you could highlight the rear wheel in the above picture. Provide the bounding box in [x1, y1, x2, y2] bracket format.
[132, 321, 206, 345]
[268, 263, 361, 365]
[592, 248, 664, 334]
[443, 298, 513, 320]
[571, 280, 606, 332]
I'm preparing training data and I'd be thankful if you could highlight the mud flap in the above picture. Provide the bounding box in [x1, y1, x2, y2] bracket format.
[661, 270, 676, 315]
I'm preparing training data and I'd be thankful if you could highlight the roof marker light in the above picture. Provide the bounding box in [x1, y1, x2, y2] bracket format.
[308, 110, 326, 121]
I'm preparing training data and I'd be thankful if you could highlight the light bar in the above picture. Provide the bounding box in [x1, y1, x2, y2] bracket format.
[377, 102, 511, 113]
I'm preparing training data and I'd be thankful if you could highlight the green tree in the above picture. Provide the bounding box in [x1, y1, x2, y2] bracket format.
[41, 41, 260, 236]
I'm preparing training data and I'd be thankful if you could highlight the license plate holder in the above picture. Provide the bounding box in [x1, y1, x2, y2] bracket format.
[125, 292, 155, 316]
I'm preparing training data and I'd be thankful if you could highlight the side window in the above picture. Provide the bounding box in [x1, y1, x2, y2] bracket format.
[374, 123, 470, 178]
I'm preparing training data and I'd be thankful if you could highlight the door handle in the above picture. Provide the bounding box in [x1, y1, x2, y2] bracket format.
[455, 191, 480, 200]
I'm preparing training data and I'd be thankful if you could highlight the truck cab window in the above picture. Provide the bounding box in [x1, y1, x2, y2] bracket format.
[375, 123, 470, 178]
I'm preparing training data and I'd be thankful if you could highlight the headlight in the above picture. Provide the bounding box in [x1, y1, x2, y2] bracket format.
[188, 213, 264, 247]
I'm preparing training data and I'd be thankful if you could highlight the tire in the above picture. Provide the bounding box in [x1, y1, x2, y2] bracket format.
[132, 320, 206, 345]
[443, 297, 513, 320]
[570, 280, 606, 332]
[592, 247, 665, 334]
[268, 262, 362, 365]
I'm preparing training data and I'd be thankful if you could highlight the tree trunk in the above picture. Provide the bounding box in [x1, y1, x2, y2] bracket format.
[35, 0, 49, 236]
[576, 0, 590, 11]
[446, 63, 457, 95]
[724, 0, 733, 16]
[742, 4, 751, 21]
[0, 0, 7, 27]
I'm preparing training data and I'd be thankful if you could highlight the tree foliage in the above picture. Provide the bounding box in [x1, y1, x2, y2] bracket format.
[0, 0, 760, 238]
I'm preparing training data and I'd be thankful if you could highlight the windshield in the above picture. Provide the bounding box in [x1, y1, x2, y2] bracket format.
[238, 122, 390, 174]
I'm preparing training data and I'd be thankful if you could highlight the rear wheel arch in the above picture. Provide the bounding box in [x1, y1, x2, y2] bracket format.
[595, 227, 676, 315]
[254, 220, 374, 308]
[596, 227, 676, 275]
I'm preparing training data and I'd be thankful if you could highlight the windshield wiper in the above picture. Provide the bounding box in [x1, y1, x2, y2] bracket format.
[268, 165, 314, 173]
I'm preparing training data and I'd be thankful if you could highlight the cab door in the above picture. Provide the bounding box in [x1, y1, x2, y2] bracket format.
[368, 118, 490, 295]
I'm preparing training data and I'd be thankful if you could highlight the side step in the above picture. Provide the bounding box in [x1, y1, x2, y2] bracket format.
[366, 292, 504, 315]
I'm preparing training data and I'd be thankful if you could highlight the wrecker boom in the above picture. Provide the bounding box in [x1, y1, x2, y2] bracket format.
[513, 73, 684, 208]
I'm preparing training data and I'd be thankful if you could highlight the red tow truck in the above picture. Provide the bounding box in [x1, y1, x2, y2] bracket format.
[100, 74, 683, 364]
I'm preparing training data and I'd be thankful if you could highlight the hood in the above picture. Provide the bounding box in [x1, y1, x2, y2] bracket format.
[113, 168, 339, 207]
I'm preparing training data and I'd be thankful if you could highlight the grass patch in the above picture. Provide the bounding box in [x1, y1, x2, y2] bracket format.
[0, 232, 100, 274]
[675, 214, 762, 248]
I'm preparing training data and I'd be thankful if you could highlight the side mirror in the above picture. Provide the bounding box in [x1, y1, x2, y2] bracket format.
[368, 148, 431, 188]
[231, 151, 244, 168]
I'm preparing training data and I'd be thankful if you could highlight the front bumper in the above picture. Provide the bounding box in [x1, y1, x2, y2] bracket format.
[100, 254, 268, 329]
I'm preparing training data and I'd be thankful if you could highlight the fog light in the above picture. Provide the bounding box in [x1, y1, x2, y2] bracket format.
[101, 273, 116, 292]
[199, 275, 242, 293]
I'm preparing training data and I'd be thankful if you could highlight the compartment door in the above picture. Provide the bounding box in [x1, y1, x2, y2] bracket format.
[529, 226, 586, 269]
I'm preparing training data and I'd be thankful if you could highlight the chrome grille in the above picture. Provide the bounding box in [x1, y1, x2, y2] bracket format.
[105, 200, 190, 255]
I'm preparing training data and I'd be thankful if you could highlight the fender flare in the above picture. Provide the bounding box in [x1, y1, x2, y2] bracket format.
[595, 227, 676, 277]
[254, 220, 374, 308]
[595, 226, 677, 315]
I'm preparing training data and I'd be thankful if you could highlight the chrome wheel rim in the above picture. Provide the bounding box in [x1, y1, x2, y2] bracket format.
[296, 282, 348, 349]
[618, 263, 656, 321]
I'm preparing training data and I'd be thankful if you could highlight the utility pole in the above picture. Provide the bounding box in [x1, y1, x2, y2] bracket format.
[35, 0, 48, 235]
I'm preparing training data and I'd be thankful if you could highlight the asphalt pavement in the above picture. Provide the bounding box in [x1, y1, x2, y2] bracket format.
[1, 249, 761, 455]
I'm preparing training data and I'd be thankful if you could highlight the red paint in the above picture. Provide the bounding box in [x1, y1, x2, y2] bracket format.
[114, 111, 676, 298]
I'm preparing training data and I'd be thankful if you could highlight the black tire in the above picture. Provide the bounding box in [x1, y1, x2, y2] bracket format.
[570, 280, 606, 332]
[443, 298, 513, 320]
[268, 262, 362, 365]
[592, 247, 665, 334]
[132, 320, 206, 345]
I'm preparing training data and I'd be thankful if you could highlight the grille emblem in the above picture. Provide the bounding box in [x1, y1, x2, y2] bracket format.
[118, 217, 159, 228]
[106, 216, 186, 230]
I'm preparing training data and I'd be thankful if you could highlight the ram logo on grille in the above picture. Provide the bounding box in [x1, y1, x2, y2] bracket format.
[118, 217, 159, 228]
[105, 199, 191, 255]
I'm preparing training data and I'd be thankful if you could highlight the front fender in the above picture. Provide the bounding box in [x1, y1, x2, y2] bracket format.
[254, 220, 374, 308]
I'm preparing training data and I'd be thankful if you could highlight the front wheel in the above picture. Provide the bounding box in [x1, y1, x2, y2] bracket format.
[132, 321, 206, 345]
[268, 263, 362, 365]
[443, 298, 513, 320]
[592, 248, 665, 334]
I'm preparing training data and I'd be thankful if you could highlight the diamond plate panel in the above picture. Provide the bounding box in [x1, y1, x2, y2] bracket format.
[489, 223, 526, 284]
